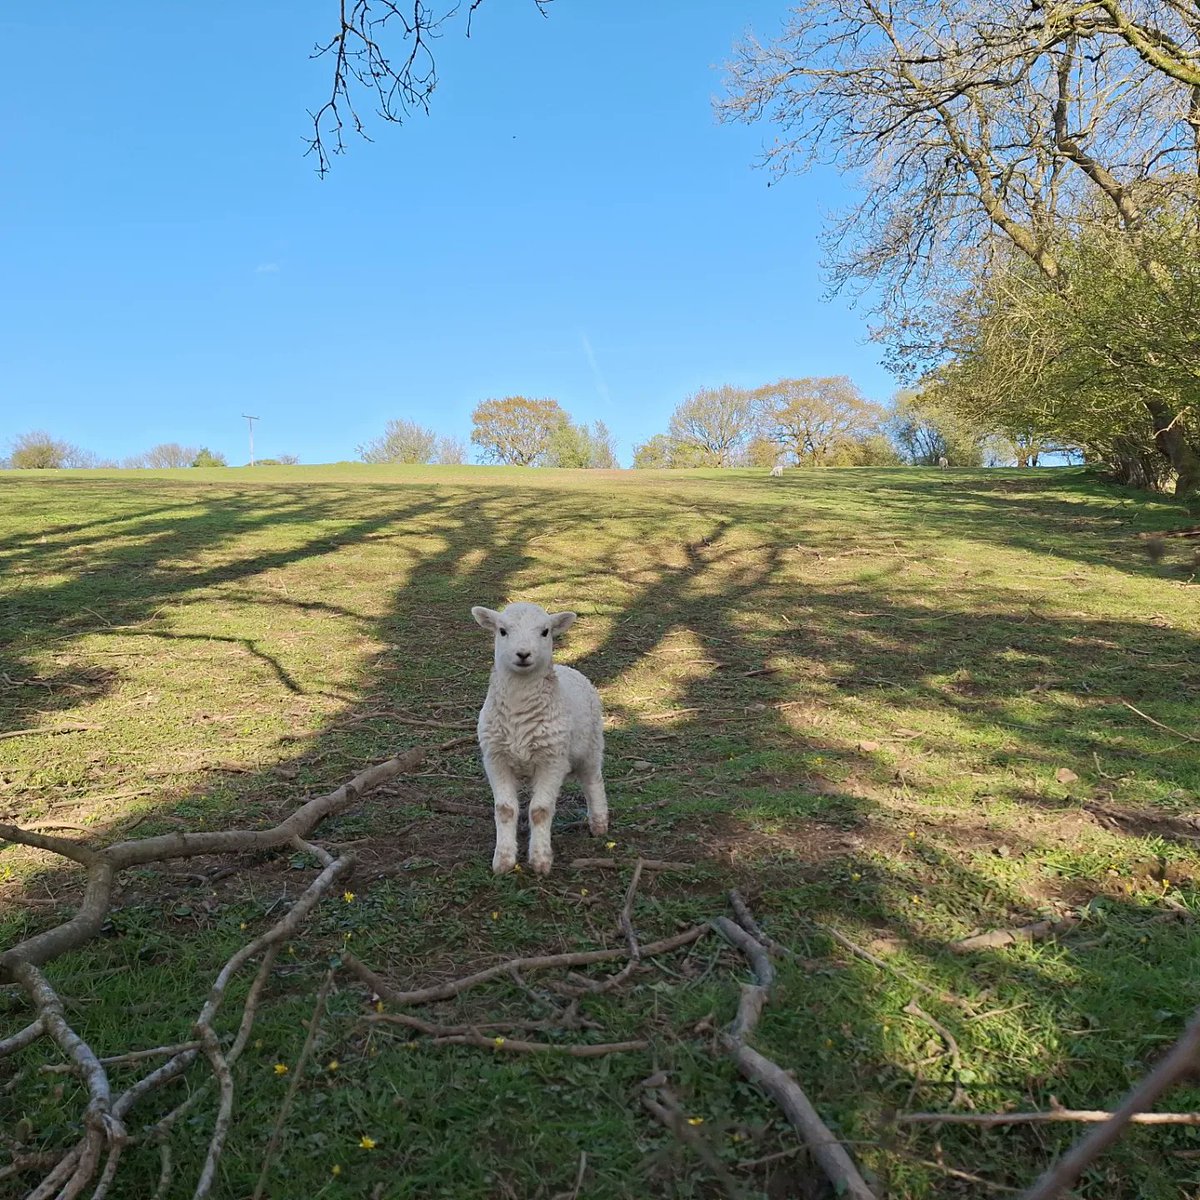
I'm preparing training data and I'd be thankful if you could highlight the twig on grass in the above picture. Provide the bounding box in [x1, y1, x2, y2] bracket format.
[713, 900, 877, 1200]
[896, 1105, 1200, 1128]
[252, 967, 336, 1200]
[902, 1001, 971, 1109]
[0, 724, 95, 741]
[342, 925, 708, 1007]
[1120, 699, 1200, 744]
[642, 1085, 746, 1200]
[949, 917, 1076, 954]
[430, 1032, 648, 1056]
[569, 857, 693, 871]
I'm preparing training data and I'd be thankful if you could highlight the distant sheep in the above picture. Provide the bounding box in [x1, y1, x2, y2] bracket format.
[937, 455, 949, 469]
[769, 463, 784, 478]
[471, 602, 607, 875]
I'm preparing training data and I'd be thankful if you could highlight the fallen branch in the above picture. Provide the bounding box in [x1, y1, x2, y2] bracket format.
[342, 925, 708, 1007]
[949, 917, 1075, 955]
[1, 751, 418, 1199]
[1019, 1006, 1200, 1199]
[0, 724, 95, 741]
[713, 900, 877, 1200]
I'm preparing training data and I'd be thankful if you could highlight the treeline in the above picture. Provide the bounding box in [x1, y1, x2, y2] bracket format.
[358, 399, 618, 469]
[720, 0, 1200, 495]
[630, 378, 1046, 469]
[1, 432, 295, 470]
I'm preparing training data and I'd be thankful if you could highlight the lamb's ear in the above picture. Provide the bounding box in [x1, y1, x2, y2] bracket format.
[549, 611, 577, 636]
[471, 606, 500, 632]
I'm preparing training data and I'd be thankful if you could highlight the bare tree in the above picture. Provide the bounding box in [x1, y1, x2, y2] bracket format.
[719, 0, 1200, 490]
[470, 397, 569, 465]
[130, 442, 202, 469]
[358, 418, 439, 464]
[434, 434, 468, 465]
[9, 431, 77, 469]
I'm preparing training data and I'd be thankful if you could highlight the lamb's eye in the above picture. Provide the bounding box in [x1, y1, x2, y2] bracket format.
[499, 629, 507, 637]
[541, 629, 549, 637]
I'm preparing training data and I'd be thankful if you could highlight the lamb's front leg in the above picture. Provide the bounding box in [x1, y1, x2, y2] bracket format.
[527, 760, 570, 876]
[483, 755, 521, 875]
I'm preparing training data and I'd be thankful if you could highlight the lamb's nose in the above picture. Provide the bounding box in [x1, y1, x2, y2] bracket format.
[516, 650, 531, 662]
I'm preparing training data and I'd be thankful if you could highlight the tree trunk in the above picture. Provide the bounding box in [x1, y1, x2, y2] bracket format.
[1144, 396, 1200, 497]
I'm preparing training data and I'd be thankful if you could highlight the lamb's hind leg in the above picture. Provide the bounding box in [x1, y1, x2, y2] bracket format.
[483, 756, 521, 875]
[528, 760, 570, 876]
[580, 764, 608, 838]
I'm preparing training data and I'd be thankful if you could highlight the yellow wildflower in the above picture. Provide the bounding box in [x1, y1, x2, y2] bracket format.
[850, 873, 861, 882]
[580, 888, 589, 897]
[274, 1063, 288, 1076]
[239, 921, 247, 930]
[513, 865, 522, 873]
[493, 1037, 506, 1047]
[327, 1059, 339, 1072]
[331, 1163, 342, 1176]
[343, 891, 355, 903]
[686, 1116, 704, 1126]
[374, 1000, 384, 1013]
[359, 1135, 376, 1150]
[605, 841, 617, 850]
[491, 911, 499, 920]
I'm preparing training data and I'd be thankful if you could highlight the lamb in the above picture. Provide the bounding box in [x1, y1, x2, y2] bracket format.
[470, 601, 607, 876]
[937, 455, 949, 469]
[769, 463, 784, 478]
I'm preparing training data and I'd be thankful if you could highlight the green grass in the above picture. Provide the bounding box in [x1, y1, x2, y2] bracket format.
[2, 463, 1199, 1197]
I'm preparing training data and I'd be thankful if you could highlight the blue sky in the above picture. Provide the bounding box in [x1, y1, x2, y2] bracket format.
[2, 2, 893, 467]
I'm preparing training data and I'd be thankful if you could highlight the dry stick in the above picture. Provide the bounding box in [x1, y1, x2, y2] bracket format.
[569, 858, 693, 871]
[902, 1001, 971, 1109]
[252, 967, 335, 1200]
[712, 911, 877, 1200]
[1018, 1009, 1200, 1195]
[0, 1018, 44, 1058]
[429, 1032, 648, 1056]
[342, 925, 708, 1008]
[0, 724, 94, 741]
[39, 1042, 202, 1074]
[366, 1012, 599, 1037]
[619, 859, 645, 963]
[1120, 699, 1200, 744]
[916, 1158, 1019, 1194]
[949, 918, 1075, 955]
[896, 1108, 1200, 1128]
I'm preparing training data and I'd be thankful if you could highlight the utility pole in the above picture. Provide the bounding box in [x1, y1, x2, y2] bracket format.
[242, 414, 260, 467]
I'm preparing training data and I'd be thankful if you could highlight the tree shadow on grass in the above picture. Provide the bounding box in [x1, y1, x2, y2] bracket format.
[2, 470, 1200, 1198]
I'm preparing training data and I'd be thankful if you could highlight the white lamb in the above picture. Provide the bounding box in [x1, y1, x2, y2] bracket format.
[470, 601, 607, 876]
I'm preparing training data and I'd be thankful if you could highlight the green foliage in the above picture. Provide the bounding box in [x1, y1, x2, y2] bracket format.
[667, 385, 758, 466]
[889, 388, 984, 466]
[545, 418, 619, 469]
[757, 376, 887, 465]
[470, 396, 570, 465]
[191, 448, 227, 467]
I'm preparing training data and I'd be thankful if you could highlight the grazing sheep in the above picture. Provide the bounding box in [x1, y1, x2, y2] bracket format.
[471, 602, 607, 876]
[937, 455, 949, 469]
[769, 463, 784, 478]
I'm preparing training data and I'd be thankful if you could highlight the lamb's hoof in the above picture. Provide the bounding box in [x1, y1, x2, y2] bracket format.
[492, 849, 517, 875]
[529, 854, 553, 877]
[589, 818, 609, 837]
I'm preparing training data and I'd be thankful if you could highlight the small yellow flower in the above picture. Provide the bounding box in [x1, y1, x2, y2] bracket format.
[274, 1063, 289, 1076]
[823, 1038, 834, 1049]
[493, 1037, 506, 1047]
[287, 945, 296, 956]
[686, 1116, 704, 1126]
[343, 891, 355, 904]
[254, 1038, 263, 1050]
[331, 1164, 342, 1176]
[850, 873, 861, 882]
[882, 1024, 891, 1033]
[910, 894, 921, 904]
[326, 1059, 339, 1072]
[605, 841, 617, 850]
[374, 1000, 384, 1013]
[239, 921, 247, 930]
[491, 911, 500, 920]
[907, 831, 917, 839]
[359, 1135, 376, 1150]
[580, 888, 589, 896]
[513, 864, 522, 873]
[404, 1041, 418, 1049]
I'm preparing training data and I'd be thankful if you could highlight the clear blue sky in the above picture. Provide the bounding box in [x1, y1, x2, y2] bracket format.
[2, 2, 894, 467]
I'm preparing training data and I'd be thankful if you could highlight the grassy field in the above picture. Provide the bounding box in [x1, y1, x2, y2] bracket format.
[2, 463, 1199, 1199]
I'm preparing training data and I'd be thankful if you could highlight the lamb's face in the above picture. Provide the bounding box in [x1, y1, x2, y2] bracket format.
[471, 602, 576, 677]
